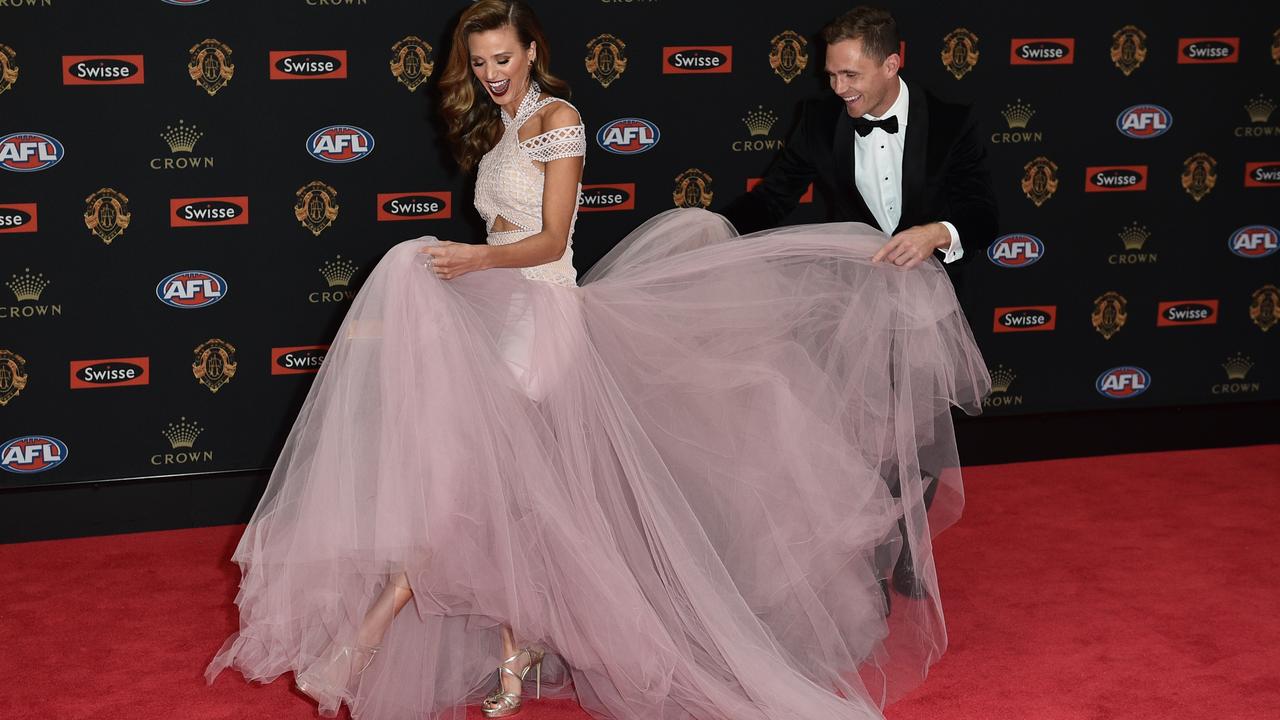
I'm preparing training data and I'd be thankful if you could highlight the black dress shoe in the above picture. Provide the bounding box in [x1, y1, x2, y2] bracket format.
[879, 576, 892, 616]
[891, 528, 929, 600]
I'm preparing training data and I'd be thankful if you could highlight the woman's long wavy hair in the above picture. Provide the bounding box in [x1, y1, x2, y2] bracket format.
[439, 0, 572, 172]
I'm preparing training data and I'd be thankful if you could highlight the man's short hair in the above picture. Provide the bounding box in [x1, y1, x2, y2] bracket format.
[821, 6, 899, 63]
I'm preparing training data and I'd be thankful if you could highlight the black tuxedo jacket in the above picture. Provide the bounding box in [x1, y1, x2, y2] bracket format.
[719, 80, 998, 304]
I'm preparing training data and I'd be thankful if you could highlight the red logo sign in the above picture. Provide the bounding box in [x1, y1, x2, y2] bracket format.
[1244, 162, 1280, 187]
[170, 196, 250, 227]
[376, 192, 452, 221]
[993, 305, 1058, 332]
[63, 55, 145, 84]
[663, 46, 733, 74]
[1085, 165, 1148, 192]
[1156, 300, 1219, 326]
[0, 203, 37, 233]
[1010, 38, 1075, 65]
[272, 345, 329, 375]
[1177, 37, 1239, 64]
[69, 357, 151, 389]
[579, 183, 636, 212]
[269, 50, 348, 79]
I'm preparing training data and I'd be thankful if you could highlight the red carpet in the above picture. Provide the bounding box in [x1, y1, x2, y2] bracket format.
[3, 445, 1278, 720]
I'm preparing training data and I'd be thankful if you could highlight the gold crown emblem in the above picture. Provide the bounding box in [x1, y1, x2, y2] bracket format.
[162, 416, 204, 448]
[6, 268, 48, 301]
[161, 119, 203, 153]
[990, 364, 1016, 393]
[1246, 94, 1276, 123]
[1118, 222, 1151, 250]
[320, 255, 358, 287]
[743, 106, 777, 136]
[1001, 99, 1035, 128]
[1222, 353, 1254, 380]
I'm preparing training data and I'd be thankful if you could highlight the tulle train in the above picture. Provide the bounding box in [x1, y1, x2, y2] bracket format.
[204, 208, 990, 719]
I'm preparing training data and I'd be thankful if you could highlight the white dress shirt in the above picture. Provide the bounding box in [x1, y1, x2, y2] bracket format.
[853, 76, 963, 263]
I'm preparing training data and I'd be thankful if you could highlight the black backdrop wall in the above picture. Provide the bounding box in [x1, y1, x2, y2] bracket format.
[1, 0, 1276, 488]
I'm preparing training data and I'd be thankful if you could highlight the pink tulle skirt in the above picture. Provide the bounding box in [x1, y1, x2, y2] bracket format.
[204, 208, 990, 719]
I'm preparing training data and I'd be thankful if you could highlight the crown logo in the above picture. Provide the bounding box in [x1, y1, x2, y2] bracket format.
[743, 105, 777, 136]
[1118, 222, 1151, 250]
[1001, 99, 1035, 129]
[1222, 353, 1254, 380]
[162, 416, 204, 448]
[990, 364, 1016, 393]
[161, 119, 203, 153]
[6, 268, 48, 301]
[320, 255, 358, 287]
[1246, 94, 1276, 123]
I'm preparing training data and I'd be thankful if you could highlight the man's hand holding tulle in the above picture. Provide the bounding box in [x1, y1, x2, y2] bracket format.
[871, 222, 951, 269]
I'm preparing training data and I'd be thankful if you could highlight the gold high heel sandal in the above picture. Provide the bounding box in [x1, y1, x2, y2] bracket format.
[481, 647, 545, 718]
[294, 641, 381, 706]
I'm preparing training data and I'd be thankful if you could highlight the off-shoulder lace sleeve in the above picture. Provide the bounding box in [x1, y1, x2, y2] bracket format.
[519, 124, 587, 163]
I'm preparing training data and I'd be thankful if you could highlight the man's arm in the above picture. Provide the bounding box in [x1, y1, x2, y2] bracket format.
[719, 101, 820, 235]
[939, 107, 998, 255]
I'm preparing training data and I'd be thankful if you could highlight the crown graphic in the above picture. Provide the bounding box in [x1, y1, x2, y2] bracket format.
[1222, 353, 1253, 380]
[1118, 222, 1151, 250]
[161, 119, 203, 153]
[990, 364, 1015, 393]
[6, 268, 48, 301]
[320, 255, 358, 287]
[743, 105, 778, 136]
[162, 416, 203, 448]
[1002, 99, 1035, 129]
[1246, 94, 1276, 123]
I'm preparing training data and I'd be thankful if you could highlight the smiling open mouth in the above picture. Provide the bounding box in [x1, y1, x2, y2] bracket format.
[487, 78, 510, 96]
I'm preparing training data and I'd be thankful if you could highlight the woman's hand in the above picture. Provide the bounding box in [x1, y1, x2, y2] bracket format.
[419, 241, 489, 280]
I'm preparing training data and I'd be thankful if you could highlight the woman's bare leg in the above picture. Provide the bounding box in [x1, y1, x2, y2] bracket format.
[355, 571, 414, 648]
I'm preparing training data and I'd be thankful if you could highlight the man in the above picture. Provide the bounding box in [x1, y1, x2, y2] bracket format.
[719, 6, 998, 610]
[720, 5, 997, 301]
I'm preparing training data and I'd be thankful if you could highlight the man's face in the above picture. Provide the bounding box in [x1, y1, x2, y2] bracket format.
[825, 37, 899, 118]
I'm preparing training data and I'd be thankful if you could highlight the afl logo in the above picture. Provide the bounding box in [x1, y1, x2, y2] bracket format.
[1, 435, 68, 474]
[1229, 225, 1279, 258]
[987, 233, 1045, 268]
[1116, 104, 1172, 139]
[156, 271, 227, 309]
[307, 125, 374, 163]
[596, 118, 660, 155]
[0, 132, 64, 172]
[1096, 366, 1151, 399]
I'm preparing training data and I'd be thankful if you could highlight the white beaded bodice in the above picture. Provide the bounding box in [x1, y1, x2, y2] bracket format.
[475, 81, 587, 288]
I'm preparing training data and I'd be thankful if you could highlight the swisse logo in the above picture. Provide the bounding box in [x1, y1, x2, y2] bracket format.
[746, 178, 813, 203]
[597, 118, 660, 155]
[269, 51, 348, 80]
[1157, 299, 1219, 326]
[272, 345, 328, 375]
[1244, 161, 1280, 187]
[0, 132, 64, 173]
[1178, 37, 1239, 63]
[69, 357, 150, 389]
[156, 271, 226, 309]
[1010, 38, 1075, 64]
[1086, 165, 1148, 192]
[376, 192, 451, 221]
[62, 55, 145, 85]
[1, 436, 69, 474]
[170, 196, 249, 227]
[663, 46, 733, 74]
[1117, 104, 1172, 139]
[987, 233, 1045, 268]
[0, 203, 37, 233]
[1229, 224, 1279, 258]
[1096, 366, 1151, 399]
[579, 183, 635, 212]
[307, 125, 374, 163]
[993, 305, 1057, 332]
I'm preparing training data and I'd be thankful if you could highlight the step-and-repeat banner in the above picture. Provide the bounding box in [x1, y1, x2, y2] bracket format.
[1, 1, 1276, 487]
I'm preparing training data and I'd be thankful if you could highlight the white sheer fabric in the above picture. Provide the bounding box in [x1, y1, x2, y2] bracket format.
[474, 81, 585, 288]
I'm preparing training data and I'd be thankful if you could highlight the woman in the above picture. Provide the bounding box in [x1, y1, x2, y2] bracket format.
[204, 1, 990, 719]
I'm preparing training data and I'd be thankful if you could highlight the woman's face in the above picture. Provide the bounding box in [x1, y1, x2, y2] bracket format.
[469, 25, 536, 113]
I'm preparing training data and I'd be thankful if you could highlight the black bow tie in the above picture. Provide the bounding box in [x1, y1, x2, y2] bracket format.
[850, 115, 899, 136]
